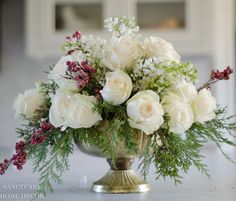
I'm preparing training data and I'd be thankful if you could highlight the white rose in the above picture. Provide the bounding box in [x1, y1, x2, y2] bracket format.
[64, 94, 102, 128]
[127, 90, 164, 135]
[102, 36, 141, 71]
[49, 55, 78, 91]
[192, 89, 216, 123]
[143, 36, 180, 62]
[49, 90, 70, 127]
[162, 91, 183, 106]
[173, 80, 197, 103]
[164, 102, 194, 133]
[13, 87, 45, 120]
[101, 70, 133, 105]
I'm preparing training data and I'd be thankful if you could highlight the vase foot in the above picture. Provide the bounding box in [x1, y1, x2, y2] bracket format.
[91, 169, 150, 193]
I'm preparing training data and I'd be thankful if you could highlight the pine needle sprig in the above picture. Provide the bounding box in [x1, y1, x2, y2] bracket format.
[33, 130, 74, 197]
[186, 107, 236, 163]
[138, 136, 153, 181]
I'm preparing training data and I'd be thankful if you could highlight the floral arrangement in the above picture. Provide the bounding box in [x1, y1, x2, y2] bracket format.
[1, 17, 236, 197]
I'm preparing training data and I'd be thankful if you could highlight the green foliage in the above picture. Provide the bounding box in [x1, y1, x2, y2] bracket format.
[139, 128, 209, 184]
[62, 39, 81, 53]
[154, 129, 209, 184]
[16, 123, 74, 198]
[74, 101, 138, 163]
[139, 107, 236, 184]
[40, 80, 58, 103]
[147, 75, 172, 97]
[148, 62, 198, 97]
[155, 61, 198, 82]
[138, 136, 153, 180]
[33, 130, 74, 197]
[94, 100, 127, 120]
[74, 120, 138, 163]
[16, 123, 39, 142]
[186, 107, 236, 161]
[131, 60, 198, 98]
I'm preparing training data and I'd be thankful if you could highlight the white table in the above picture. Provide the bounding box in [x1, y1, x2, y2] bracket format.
[0, 146, 236, 201]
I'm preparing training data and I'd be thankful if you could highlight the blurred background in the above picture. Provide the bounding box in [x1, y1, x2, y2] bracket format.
[0, 0, 235, 200]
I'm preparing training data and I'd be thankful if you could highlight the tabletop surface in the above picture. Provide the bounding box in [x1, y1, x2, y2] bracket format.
[0, 145, 236, 201]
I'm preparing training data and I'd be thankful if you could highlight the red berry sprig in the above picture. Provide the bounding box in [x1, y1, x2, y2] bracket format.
[65, 31, 82, 55]
[0, 121, 54, 175]
[31, 130, 47, 145]
[94, 88, 102, 99]
[80, 61, 97, 74]
[31, 122, 54, 145]
[65, 60, 97, 90]
[66, 61, 78, 72]
[0, 140, 27, 174]
[66, 31, 81, 42]
[74, 70, 90, 89]
[211, 66, 233, 80]
[12, 142, 27, 171]
[0, 160, 8, 175]
[40, 121, 54, 132]
[72, 31, 81, 40]
[198, 66, 234, 91]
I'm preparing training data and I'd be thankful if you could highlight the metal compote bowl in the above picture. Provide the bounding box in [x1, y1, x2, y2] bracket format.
[74, 133, 151, 193]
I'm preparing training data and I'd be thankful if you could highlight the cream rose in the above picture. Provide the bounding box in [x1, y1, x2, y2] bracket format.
[49, 90, 70, 128]
[127, 90, 164, 134]
[101, 70, 133, 105]
[164, 102, 194, 133]
[49, 55, 78, 91]
[143, 36, 180, 62]
[102, 36, 141, 71]
[192, 89, 216, 123]
[13, 87, 45, 120]
[64, 94, 102, 128]
[173, 80, 197, 103]
[162, 91, 183, 106]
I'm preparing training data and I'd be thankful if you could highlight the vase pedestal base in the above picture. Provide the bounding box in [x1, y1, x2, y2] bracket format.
[91, 158, 150, 193]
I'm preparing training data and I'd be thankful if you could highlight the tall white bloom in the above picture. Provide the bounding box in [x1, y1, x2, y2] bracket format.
[192, 89, 216, 123]
[13, 87, 45, 120]
[143, 36, 180, 62]
[101, 70, 133, 105]
[102, 36, 141, 71]
[127, 90, 164, 135]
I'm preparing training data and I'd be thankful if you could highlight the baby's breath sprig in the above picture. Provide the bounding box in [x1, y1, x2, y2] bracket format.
[104, 16, 139, 38]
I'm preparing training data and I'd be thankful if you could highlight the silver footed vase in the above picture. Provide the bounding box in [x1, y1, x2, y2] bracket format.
[74, 134, 150, 193]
